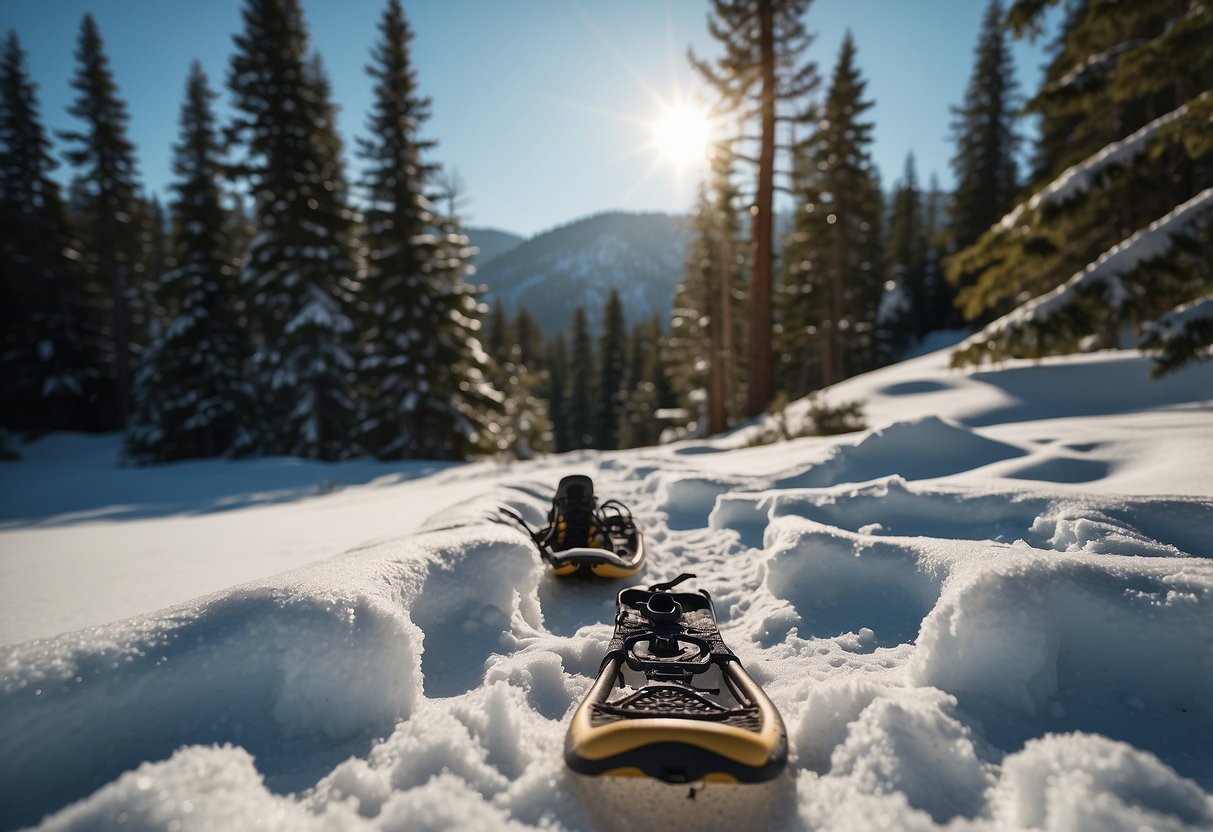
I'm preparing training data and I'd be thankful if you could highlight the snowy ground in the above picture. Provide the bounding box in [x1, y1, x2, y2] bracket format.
[1, 347, 1211, 831]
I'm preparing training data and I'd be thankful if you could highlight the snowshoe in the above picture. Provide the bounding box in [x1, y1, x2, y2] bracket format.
[501, 475, 645, 579]
[565, 574, 787, 784]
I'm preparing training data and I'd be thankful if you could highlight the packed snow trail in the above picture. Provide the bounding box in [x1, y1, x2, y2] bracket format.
[1, 348, 1211, 831]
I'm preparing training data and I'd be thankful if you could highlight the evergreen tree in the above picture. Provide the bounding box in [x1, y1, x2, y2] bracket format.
[545, 332, 570, 453]
[484, 300, 508, 363]
[669, 145, 746, 436]
[920, 176, 953, 333]
[125, 63, 248, 462]
[690, 0, 818, 417]
[568, 306, 595, 449]
[950, 0, 1213, 373]
[945, 0, 1022, 325]
[354, 0, 500, 459]
[228, 0, 360, 460]
[875, 154, 927, 363]
[0, 32, 92, 434]
[617, 315, 671, 449]
[512, 307, 543, 370]
[60, 14, 145, 427]
[781, 32, 883, 393]
[594, 288, 627, 449]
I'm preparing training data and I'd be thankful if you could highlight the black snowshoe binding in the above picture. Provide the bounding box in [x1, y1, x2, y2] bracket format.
[500, 475, 645, 579]
[566, 574, 787, 783]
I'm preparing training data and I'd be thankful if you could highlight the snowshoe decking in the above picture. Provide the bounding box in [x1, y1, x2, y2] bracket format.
[501, 475, 645, 579]
[566, 575, 787, 784]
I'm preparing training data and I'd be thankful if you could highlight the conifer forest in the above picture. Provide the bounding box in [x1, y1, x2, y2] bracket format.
[2, 0, 1210, 464]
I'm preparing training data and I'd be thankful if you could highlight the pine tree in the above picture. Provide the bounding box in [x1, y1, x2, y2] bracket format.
[617, 315, 671, 449]
[545, 332, 570, 453]
[875, 154, 927, 363]
[945, 0, 1022, 325]
[60, 14, 145, 427]
[228, 0, 360, 460]
[568, 306, 595, 449]
[594, 288, 627, 449]
[668, 145, 746, 436]
[125, 63, 248, 462]
[354, 0, 500, 459]
[781, 32, 883, 393]
[690, 0, 818, 417]
[950, 0, 1213, 374]
[512, 307, 543, 371]
[920, 176, 953, 333]
[0, 32, 93, 434]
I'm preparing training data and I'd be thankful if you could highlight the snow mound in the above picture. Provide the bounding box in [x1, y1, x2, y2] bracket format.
[776, 416, 1027, 487]
[0, 525, 539, 829]
[991, 734, 1213, 832]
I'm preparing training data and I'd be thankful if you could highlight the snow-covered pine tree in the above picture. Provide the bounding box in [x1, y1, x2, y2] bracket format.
[782, 32, 883, 391]
[0, 32, 93, 434]
[690, 0, 818, 417]
[568, 306, 595, 449]
[60, 14, 145, 428]
[125, 63, 248, 463]
[355, 0, 500, 459]
[945, 0, 1022, 326]
[949, 0, 1213, 374]
[875, 154, 927, 364]
[594, 288, 627, 450]
[228, 0, 360, 460]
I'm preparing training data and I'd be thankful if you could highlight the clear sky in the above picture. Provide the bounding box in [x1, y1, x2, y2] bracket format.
[3, 1, 1055, 238]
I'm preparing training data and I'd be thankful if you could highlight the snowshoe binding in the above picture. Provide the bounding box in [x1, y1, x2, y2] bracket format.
[566, 574, 787, 783]
[500, 475, 645, 579]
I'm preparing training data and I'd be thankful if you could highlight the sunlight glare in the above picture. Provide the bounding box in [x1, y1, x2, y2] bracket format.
[650, 104, 710, 168]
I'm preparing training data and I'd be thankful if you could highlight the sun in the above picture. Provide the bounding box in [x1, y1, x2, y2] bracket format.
[650, 103, 711, 168]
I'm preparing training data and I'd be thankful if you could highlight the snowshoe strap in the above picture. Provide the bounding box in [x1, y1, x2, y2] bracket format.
[649, 573, 697, 592]
[498, 507, 557, 565]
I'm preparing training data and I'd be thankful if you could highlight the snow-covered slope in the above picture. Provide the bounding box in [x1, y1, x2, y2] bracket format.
[1, 348, 1211, 831]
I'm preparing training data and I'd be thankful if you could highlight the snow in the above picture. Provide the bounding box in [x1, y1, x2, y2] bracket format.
[2, 346, 1212, 831]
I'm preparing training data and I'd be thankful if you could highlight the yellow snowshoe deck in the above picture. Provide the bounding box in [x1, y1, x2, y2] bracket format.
[566, 578, 787, 783]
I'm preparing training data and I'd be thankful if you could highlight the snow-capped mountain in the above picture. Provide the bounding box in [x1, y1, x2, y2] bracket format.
[473, 211, 691, 333]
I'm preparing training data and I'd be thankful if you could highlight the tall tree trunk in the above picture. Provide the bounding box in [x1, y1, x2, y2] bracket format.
[746, 0, 775, 417]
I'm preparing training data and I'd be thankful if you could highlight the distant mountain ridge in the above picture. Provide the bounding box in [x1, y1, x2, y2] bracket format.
[472, 211, 691, 334]
[466, 227, 525, 266]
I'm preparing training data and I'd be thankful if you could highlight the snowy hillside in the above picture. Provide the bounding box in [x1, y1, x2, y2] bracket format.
[1, 347, 1212, 831]
[475, 211, 690, 333]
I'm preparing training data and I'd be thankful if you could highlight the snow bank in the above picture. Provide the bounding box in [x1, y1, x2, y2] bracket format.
[0, 525, 539, 829]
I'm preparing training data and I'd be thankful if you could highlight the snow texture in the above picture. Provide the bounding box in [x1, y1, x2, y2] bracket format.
[1, 346, 1212, 831]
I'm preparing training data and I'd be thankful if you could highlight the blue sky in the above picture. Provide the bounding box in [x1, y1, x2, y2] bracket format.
[3, 1, 1055, 237]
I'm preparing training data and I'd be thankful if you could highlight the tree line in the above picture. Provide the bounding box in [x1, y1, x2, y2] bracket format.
[5, 0, 1208, 461]
[2, 0, 501, 462]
